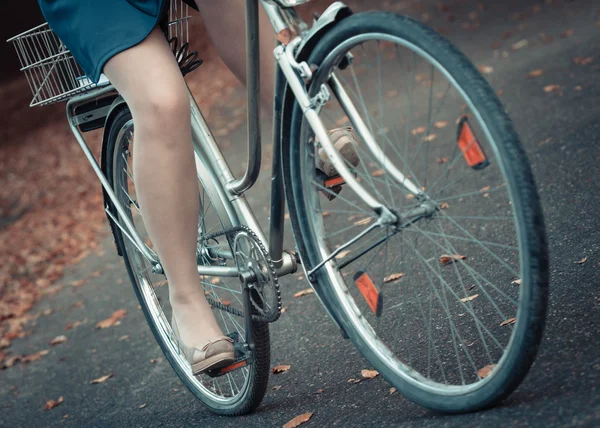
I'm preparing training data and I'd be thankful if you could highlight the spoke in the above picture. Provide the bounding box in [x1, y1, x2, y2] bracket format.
[403, 228, 518, 251]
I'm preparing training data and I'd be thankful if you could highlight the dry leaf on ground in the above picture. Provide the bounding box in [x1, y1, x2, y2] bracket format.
[65, 318, 87, 331]
[511, 279, 522, 286]
[478, 65, 494, 74]
[283, 412, 313, 428]
[434, 121, 449, 129]
[71, 279, 87, 288]
[139, 403, 147, 409]
[44, 396, 64, 410]
[384, 273, 405, 284]
[440, 202, 450, 209]
[511, 39, 529, 50]
[437, 157, 449, 164]
[544, 84, 561, 93]
[354, 217, 373, 227]
[560, 29, 574, 38]
[480, 185, 491, 192]
[527, 69, 544, 78]
[460, 294, 479, 303]
[361, 369, 379, 379]
[96, 309, 127, 329]
[440, 254, 467, 265]
[272, 364, 291, 374]
[50, 335, 68, 346]
[390, 387, 397, 394]
[423, 134, 437, 142]
[90, 373, 113, 384]
[336, 250, 351, 259]
[272, 385, 283, 391]
[411, 126, 426, 136]
[573, 57, 594, 65]
[294, 289, 314, 298]
[477, 364, 497, 379]
[24, 349, 50, 363]
[576, 257, 588, 265]
[315, 388, 324, 394]
[500, 317, 516, 327]
[372, 169, 385, 177]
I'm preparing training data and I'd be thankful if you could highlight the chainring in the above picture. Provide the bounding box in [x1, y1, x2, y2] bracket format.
[200, 225, 281, 323]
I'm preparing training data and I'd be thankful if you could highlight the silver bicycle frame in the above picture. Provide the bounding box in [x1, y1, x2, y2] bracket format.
[65, 0, 412, 281]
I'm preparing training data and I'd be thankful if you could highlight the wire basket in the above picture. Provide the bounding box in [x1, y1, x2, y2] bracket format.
[7, 1, 191, 107]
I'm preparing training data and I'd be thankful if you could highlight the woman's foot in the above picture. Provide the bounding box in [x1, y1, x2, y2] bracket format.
[170, 291, 234, 374]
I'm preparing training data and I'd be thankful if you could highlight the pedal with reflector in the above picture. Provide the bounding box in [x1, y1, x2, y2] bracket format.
[457, 117, 489, 170]
[353, 271, 383, 317]
[206, 331, 252, 378]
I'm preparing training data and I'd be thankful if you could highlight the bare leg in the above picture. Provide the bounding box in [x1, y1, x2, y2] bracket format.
[103, 28, 222, 348]
[195, 0, 276, 109]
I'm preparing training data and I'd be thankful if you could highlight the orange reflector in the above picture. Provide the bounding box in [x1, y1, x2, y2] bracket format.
[457, 117, 489, 169]
[219, 360, 247, 374]
[353, 271, 383, 317]
[324, 175, 346, 188]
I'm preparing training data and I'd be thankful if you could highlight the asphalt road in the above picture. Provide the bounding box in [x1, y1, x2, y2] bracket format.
[2, 0, 599, 427]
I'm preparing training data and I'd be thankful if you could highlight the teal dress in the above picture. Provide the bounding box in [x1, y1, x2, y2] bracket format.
[38, 0, 197, 84]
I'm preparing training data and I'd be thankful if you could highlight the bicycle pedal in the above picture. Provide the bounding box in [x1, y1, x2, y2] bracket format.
[205, 331, 252, 378]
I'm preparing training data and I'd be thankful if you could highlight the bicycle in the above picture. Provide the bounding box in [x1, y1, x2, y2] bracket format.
[8, 0, 549, 416]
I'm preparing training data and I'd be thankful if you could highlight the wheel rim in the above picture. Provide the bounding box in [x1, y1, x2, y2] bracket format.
[112, 119, 251, 403]
[299, 33, 533, 394]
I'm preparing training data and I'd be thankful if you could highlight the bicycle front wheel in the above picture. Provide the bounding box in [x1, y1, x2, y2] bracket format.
[104, 106, 270, 415]
[285, 12, 548, 413]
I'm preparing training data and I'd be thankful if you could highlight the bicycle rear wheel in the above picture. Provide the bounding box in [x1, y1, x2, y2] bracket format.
[103, 106, 270, 415]
[285, 12, 548, 413]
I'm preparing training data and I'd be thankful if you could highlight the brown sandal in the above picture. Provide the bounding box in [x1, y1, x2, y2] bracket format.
[171, 317, 235, 375]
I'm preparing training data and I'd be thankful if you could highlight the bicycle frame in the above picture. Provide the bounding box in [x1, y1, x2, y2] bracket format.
[65, 0, 416, 282]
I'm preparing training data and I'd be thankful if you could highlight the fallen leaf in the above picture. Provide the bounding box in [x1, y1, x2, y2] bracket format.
[90, 373, 113, 384]
[361, 369, 379, 379]
[90, 271, 101, 278]
[576, 257, 588, 265]
[538, 137, 552, 146]
[434, 121, 449, 129]
[478, 65, 494, 74]
[118, 335, 129, 341]
[406, 194, 415, 200]
[440, 202, 450, 209]
[210, 277, 220, 285]
[96, 309, 127, 329]
[544, 84, 561, 93]
[315, 388, 325, 394]
[283, 412, 313, 428]
[526, 69, 544, 78]
[139, 403, 147, 409]
[437, 157, 449, 164]
[573, 57, 594, 65]
[440, 254, 467, 265]
[23, 349, 50, 363]
[372, 169, 385, 177]
[573, 86, 582, 92]
[511, 39, 529, 50]
[386, 89, 398, 98]
[411, 126, 426, 136]
[50, 335, 68, 346]
[336, 250, 351, 259]
[272, 364, 291, 374]
[354, 217, 373, 226]
[65, 318, 87, 331]
[294, 288, 314, 298]
[221, 300, 231, 306]
[384, 272, 405, 284]
[477, 364, 497, 379]
[272, 385, 283, 391]
[390, 387, 397, 395]
[560, 29, 574, 38]
[347, 378, 363, 384]
[71, 279, 87, 288]
[460, 294, 479, 303]
[321, 211, 332, 218]
[500, 317, 516, 327]
[423, 133, 437, 142]
[150, 358, 159, 364]
[480, 185, 491, 192]
[281, 306, 288, 314]
[44, 396, 64, 410]
[511, 279, 522, 286]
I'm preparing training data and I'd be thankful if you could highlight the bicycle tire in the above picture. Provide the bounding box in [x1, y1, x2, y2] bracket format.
[103, 106, 270, 415]
[284, 11, 548, 413]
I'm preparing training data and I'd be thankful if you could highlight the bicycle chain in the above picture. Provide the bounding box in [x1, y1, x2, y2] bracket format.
[201, 225, 281, 323]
